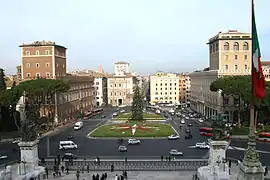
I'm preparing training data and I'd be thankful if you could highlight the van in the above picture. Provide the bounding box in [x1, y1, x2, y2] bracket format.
[59, 141, 78, 150]
[74, 121, 83, 130]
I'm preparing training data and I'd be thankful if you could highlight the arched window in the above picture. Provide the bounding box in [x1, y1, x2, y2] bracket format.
[243, 42, 249, 51]
[233, 42, 239, 51]
[224, 42, 229, 51]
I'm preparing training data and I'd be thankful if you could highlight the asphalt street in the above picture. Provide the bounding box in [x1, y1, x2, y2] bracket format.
[1, 108, 270, 167]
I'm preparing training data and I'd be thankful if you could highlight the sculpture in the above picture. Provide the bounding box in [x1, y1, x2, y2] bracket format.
[211, 114, 228, 141]
[19, 96, 38, 142]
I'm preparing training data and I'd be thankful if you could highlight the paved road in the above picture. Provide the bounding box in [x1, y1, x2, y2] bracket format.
[2, 109, 270, 167]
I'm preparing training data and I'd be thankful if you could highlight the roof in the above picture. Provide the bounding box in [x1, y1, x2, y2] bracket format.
[115, 61, 129, 64]
[59, 74, 94, 83]
[261, 61, 270, 66]
[19, 40, 67, 49]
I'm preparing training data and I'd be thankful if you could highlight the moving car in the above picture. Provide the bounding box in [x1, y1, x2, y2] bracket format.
[67, 135, 74, 140]
[185, 128, 191, 133]
[63, 153, 77, 160]
[168, 134, 180, 140]
[120, 110, 125, 113]
[198, 118, 204, 123]
[0, 155, 8, 160]
[180, 120, 185, 124]
[169, 149, 183, 156]
[195, 142, 210, 149]
[185, 134, 192, 139]
[59, 141, 78, 150]
[118, 146, 128, 152]
[74, 121, 83, 130]
[188, 123, 192, 127]
[128, 139, 141, 145]
[101, 115, 106, 118]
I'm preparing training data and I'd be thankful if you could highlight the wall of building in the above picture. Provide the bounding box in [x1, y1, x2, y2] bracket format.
[107, 76, 134, 106]
[150, 72, 180, 105]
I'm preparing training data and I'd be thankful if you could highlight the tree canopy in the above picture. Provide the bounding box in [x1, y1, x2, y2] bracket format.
[0, 78, 69, 136]
[131, 85, 144, 120]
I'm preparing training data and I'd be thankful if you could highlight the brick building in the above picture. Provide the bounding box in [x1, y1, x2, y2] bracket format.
[18, 41, 94, 123]
[19, 40, 67, 79]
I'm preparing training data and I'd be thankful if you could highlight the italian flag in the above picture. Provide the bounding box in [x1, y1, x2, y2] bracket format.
[252, 3, 265, 99]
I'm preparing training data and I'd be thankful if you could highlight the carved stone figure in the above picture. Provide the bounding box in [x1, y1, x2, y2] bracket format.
[211, 114, 228, 141]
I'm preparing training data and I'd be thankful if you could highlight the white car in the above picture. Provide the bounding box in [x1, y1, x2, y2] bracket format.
[0, 155, 7, 160]
[120, 110, 125, 113]
[180, 120, 185, 124]
[74, 121, 83, 130]
[198, 118, 204, 123]
[168, 134, 180, 140]
[169, 149, 183, 156]
[128, 139, 141, 145]
[195, 142, 210, 149]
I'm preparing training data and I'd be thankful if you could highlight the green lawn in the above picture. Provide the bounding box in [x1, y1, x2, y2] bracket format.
[89, 123, 175, 137]
[116, 112, 164, 120]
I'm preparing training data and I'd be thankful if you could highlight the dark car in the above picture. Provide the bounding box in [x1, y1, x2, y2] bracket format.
[68, 135, 73, 140]
[101, 115, 106, 118]
[63, 153, 77, 160]
[185, 128, 191, 133]
[185, 134, 192, 139]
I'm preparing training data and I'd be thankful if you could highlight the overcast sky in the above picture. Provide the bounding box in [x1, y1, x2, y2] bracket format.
[1, 0, 270, 75]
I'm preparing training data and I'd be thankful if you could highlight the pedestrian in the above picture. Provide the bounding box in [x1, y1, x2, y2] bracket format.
[92, 174, 96, 180]
[168, 156, 171, 162]
[66, 167, 69, 174]
[120, 175, 124, 180]
[265, 167, 268, 176]
[161, 156, 163, 161]
[165, 157, 168, 161]
[61, 165, 64, 173]
[115, 174, 118, 180]
[87, 164, 90, 173]
[96, 173, 99, 180]
[111, 164, 114, 172]
[58, 171, 61, 176]
[124, 171, 127, 178]
[195, 174, 198, 180]
[53, 172, 56, 178]
[125, 157, 127, 163]
[105, 172, 107, 179]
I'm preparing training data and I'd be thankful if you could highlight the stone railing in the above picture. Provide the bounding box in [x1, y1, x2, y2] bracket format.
[40, 159, 208, 171]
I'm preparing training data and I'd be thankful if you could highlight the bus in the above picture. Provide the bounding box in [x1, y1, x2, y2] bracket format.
[256, 132, 270, 142]
[199, 127, 213, 137]
[91, 108, 104, 115]
[199, 127, 230, 139]
[84, 112, 93, 120]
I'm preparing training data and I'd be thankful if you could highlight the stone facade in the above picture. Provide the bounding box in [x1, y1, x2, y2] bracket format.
[107, 75, 135, 106]
[93, 77, 108, 107]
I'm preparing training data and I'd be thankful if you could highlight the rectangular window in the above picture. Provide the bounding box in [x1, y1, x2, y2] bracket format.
[234, 55, 238, 60]
[45, 50, 50, 55]
[234, 65, 238, 70]
[244, 55, 248, 60]
[46, 63, 50, 67]
[36, 50, 39, 55]
[225, 55, 228, 60]
[225, 65, 228, 70]
[36, 73, 40, 77]
[245, 64, 248, 70]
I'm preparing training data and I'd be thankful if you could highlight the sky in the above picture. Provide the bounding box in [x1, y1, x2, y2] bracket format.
[1, 0, 270, 75]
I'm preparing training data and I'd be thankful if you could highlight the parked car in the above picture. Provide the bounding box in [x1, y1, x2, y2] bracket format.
[168, 134, 180, 140]
[118, 146, 128, 152]
[185, 128, 191, 133]
[128, 139, 141, 145]
[188, 123, 192, 127]
[169, 149, 183, 156]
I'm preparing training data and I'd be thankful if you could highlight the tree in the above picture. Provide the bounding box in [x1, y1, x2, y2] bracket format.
[0, 69, 6, 91]
[210, 76, 270, 127]
[131, 85, 144, 120]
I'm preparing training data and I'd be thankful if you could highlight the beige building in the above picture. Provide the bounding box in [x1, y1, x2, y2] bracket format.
[107, 62, 136, 106]
[190, 30, 251, 120]
[150, 72, 180, 105]
[179, 74, 191, 104]
[262, 61, 270, 81]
